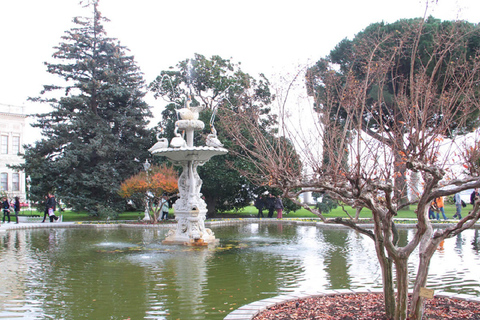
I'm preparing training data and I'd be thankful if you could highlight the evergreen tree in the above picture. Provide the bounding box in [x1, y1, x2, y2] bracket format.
[307, 17, 480, 207]
[22, 1, 153, 215]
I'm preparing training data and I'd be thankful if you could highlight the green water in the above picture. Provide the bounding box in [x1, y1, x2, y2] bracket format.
[0, 223, 479, 319]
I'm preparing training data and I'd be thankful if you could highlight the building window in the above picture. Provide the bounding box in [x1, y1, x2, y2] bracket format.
[12, 136, 20, 154]
[0, 173, 7, 191]
[1, 135, 7, 154]
[12, 173, 19, 191]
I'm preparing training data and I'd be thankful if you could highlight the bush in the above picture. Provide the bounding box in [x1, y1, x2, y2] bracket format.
[315, 194, 338, 214]
[96, 204, 119, 220]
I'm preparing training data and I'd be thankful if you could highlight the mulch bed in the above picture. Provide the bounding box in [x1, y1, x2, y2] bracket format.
[252, 293, 480, 320]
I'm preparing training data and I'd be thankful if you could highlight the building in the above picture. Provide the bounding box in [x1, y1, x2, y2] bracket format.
[0, 104, 27, 201]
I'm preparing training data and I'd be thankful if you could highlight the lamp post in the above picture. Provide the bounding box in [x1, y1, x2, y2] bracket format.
[26, 175, 31, 215]
[143, 160, 151, 221]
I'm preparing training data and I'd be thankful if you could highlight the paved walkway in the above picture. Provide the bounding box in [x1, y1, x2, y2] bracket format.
[0, 220, 76, 232]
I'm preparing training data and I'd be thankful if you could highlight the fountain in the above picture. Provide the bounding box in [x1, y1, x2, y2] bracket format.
[149, 96, 227, 245]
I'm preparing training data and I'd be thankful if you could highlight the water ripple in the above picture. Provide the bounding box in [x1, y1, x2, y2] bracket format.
[0, 226, 478, 319]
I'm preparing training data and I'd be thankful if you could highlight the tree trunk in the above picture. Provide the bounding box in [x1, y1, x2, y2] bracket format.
[394, 257, 409, 320]
[205, 196, 217, 218]
[380, 253, 396, 319]
[394, 151, 409, 208]
[409, 235, 441, 319]
[374, 236, 396, 319]
[409, 171, 420, 202]
[371, 212, 396, 319]
[354, 207, 362, 223]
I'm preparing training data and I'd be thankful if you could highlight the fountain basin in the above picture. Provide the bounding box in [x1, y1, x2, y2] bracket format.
[151, 146, 227, 162]
[0, 222, 478, 320]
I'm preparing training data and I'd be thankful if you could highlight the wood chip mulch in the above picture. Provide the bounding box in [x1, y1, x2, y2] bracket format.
[252, 293, 480, 320]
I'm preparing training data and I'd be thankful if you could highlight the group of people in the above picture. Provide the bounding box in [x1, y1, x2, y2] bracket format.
[428, 196, 448, 220]
[2, 193, 59, 224]
[2, 196, 21, 224]
[428, 189, 479, 221]
[254, 194, 284, 219]
[42, 193, 59, 222]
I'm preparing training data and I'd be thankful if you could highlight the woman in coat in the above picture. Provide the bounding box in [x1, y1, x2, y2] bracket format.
[14, 196, 20, 224]
[274, 195, 284, 219]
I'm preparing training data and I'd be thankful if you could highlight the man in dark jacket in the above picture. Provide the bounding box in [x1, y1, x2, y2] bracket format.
[2, 196, 11, 223]
[470, 189, 479, 206]
[45, 194, 59, 222]
[254, 196, 264, 218]
[267, 194, 275, 218]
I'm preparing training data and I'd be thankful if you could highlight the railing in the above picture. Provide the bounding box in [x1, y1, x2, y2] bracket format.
[17, 216, 43, 223]
[0, 103, 25, 115]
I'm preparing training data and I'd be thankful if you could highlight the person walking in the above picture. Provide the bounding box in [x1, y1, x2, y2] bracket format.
[435, 197, 447, 221]
[41, 195, 49, 222]
[160, 195, 169, 221]
[428, 204, 436, 220]
[274, 195, 284, 219]
[2, 196, 11, 223]
[46, 193, 59, 222]
[470, 189, 479, 206]
[428, 199, 438, 219]
[254, 196, 264, 218]
[453, 193, 462, 219]
[13, 196, 20, 224]
[267, 194, 275, 218]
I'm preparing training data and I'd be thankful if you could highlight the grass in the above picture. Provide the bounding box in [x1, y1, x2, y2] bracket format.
[18, 209, 145, 222]
[17, 203, 468, 222]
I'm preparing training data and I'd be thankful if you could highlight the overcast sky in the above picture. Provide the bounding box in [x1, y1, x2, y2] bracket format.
[1, 0, 479, 143]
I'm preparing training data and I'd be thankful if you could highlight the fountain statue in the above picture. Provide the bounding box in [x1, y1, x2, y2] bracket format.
[149, 96, 227, 245]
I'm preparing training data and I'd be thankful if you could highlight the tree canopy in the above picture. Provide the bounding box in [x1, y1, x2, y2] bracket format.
[118, 163, 178, 222]
[149, 54, 278, 215]
[21, 2, 153, 215]
[306, 17, 480, 205]
[226, 16, 480, 320]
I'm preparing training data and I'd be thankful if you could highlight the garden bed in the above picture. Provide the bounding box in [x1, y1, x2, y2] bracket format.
[252, 293, 480, 320]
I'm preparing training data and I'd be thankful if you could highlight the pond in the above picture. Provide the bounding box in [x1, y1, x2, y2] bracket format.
[0, 223, 479, 319]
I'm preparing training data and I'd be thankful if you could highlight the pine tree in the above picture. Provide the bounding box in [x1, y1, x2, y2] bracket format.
[23, 1, 153, 215]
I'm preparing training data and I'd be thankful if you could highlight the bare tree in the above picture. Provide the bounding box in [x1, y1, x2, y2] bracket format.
[222, 18, 480, 320]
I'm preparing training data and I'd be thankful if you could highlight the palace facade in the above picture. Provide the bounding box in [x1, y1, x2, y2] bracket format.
[0, 104, 27, 201]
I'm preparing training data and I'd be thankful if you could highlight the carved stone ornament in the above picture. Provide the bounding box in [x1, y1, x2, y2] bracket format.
[150, 100, 227, 245]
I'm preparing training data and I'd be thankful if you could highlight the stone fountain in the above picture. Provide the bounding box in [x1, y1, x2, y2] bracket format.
[149, 97, 227, 245]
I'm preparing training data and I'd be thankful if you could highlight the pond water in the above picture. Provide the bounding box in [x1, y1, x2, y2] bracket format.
[0, 223, 479, 319]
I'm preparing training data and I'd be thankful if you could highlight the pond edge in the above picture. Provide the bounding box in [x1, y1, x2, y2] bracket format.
[0, 217, 479, 320]
[223, 288, 480, 320]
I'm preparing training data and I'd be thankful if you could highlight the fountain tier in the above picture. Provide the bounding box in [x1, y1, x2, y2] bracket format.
[150, 117, 227, 245]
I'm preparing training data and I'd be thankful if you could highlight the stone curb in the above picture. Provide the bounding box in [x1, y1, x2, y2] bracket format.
[0, 221, 176, 232]
[205, 218, 480, 230]
[1, 217, 477, 228]
[223, 289, 479, 320]
[1, 217, 477, 233]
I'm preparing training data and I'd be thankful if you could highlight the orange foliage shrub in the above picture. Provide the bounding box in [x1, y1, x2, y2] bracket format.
[118, 164, 179, 199]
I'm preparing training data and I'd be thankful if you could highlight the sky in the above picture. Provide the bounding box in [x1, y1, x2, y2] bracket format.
[1, 0, 479, 143]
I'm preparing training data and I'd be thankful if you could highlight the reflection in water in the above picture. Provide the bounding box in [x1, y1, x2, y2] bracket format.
[323, 230, 350, 289]
[472, 229, 479, 252]
[0, 225, 478, 319]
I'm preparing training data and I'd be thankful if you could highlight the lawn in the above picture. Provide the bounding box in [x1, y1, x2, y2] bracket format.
[19, 203, 469, 222]
[240, 203, 466, 220]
